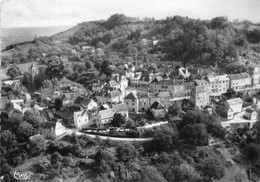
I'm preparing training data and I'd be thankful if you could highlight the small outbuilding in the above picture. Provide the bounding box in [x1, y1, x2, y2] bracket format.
[244, 108, 258, 120]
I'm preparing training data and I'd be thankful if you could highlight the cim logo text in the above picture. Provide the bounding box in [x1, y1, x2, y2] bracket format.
[11, 170, 33, 180]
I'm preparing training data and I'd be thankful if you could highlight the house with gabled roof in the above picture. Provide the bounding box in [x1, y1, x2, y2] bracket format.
[191, 85, 210, 109]
[218, 105, 234, 120]
[244, 108, 258, 120]
[98, 109, 115, 125]
[149, 101, 167, 118]
[139, 72, 151, 86]
[43, 120, 66, 138]
[157, 91, 171, 108]
[74, 110, 90, 129]
[124, 92, 139, 112]
[112, 103, 129, 118]
[108, 80, 121, 90]
[74, 96, 97, 111]
[224, 98, 243, 113]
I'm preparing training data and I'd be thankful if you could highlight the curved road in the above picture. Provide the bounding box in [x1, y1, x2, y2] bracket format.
[63, 129, 153, 142]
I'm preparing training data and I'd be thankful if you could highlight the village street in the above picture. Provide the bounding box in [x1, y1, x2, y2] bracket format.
[63, 128, 153, 142]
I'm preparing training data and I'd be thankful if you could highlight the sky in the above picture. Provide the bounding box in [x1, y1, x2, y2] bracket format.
[1, 0, 260, 28]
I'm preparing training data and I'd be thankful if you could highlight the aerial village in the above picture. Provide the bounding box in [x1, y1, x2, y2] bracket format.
[1, 12, 260, 181]
[1, 50, 260, 140]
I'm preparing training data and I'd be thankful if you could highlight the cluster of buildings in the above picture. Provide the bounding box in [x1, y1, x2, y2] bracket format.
[73, 65, 260, 129]
[192, 67, 260, 109]
[2, 60, 260, 133]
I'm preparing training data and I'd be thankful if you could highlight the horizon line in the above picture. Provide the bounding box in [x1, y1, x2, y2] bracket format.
[2, 16, 260, 29]
[1, 24, 75, 29]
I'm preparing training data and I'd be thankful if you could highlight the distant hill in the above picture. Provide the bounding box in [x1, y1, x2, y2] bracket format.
[51, 21, 105, 41]
[1, 25, 73, 49]
[2, 15, 260, 70]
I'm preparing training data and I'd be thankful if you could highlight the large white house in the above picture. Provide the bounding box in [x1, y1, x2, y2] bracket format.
[224, 98, 243, 113]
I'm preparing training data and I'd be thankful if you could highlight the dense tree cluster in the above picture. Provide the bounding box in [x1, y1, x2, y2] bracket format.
[6, 64, 22, 79]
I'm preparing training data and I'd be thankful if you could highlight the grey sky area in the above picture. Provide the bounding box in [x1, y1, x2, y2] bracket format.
[2, 0, 260, 28]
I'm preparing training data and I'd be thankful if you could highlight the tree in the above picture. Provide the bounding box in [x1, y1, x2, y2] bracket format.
[16, 121, 35, 142]
[172, 162, 202, 182]
[243, 143, 260, 180]
[197, 158, 225, 181]
[181, 99, 195, 112]
[34, 66, 47, 89]
[116, 143, 138, 162]
[1, 59, 9, 68]
[94, 62, 101, 70]
[54, 98, 63, 110]
[23, 110, 46, 128]
[51, 151, 63, 169]
[180, 123, 209, 146]
[6, 64, 22, 79]
[0, 130, 17, 153]
[126, 46, 138, 54]
[1, 56, 11, 67]
[225, 64, 247, 74]
[104, 14, 127, 30]
[94, 149, 116, 173]
[100, 60, 112, 76]
[253, 120, 260, 144]
[45, 56, 70, 79]
[85, 60, 92, 70]
[180, 110, 211, 129]
[141, 166, 167, 182]
[167, 102, 182, 117]
[20, 55, 29, 63]
[206, 123, 226, 139]
[150, 125, 178, 152]
[246, 28, 260, 44]
[6, 112, 24, 132]
[29, 135, 47, 156]
[226, 88, 236, 99]
[110, 113, 126, 127]
[211, 16, 228, 29]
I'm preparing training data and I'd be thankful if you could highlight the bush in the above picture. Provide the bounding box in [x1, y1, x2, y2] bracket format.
[116, 144, 138, 162]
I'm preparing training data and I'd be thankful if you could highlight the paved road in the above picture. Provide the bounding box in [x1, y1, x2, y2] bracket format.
[64, 128, 153, 142]
[137, 121, 168, 129]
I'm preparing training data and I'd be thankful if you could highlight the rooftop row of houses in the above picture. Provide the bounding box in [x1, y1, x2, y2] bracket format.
[192, 67, 260, 108]
[89, 66, 260, 115]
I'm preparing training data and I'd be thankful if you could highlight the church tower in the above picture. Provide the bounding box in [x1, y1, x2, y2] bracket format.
[28, 62, 38, 84]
